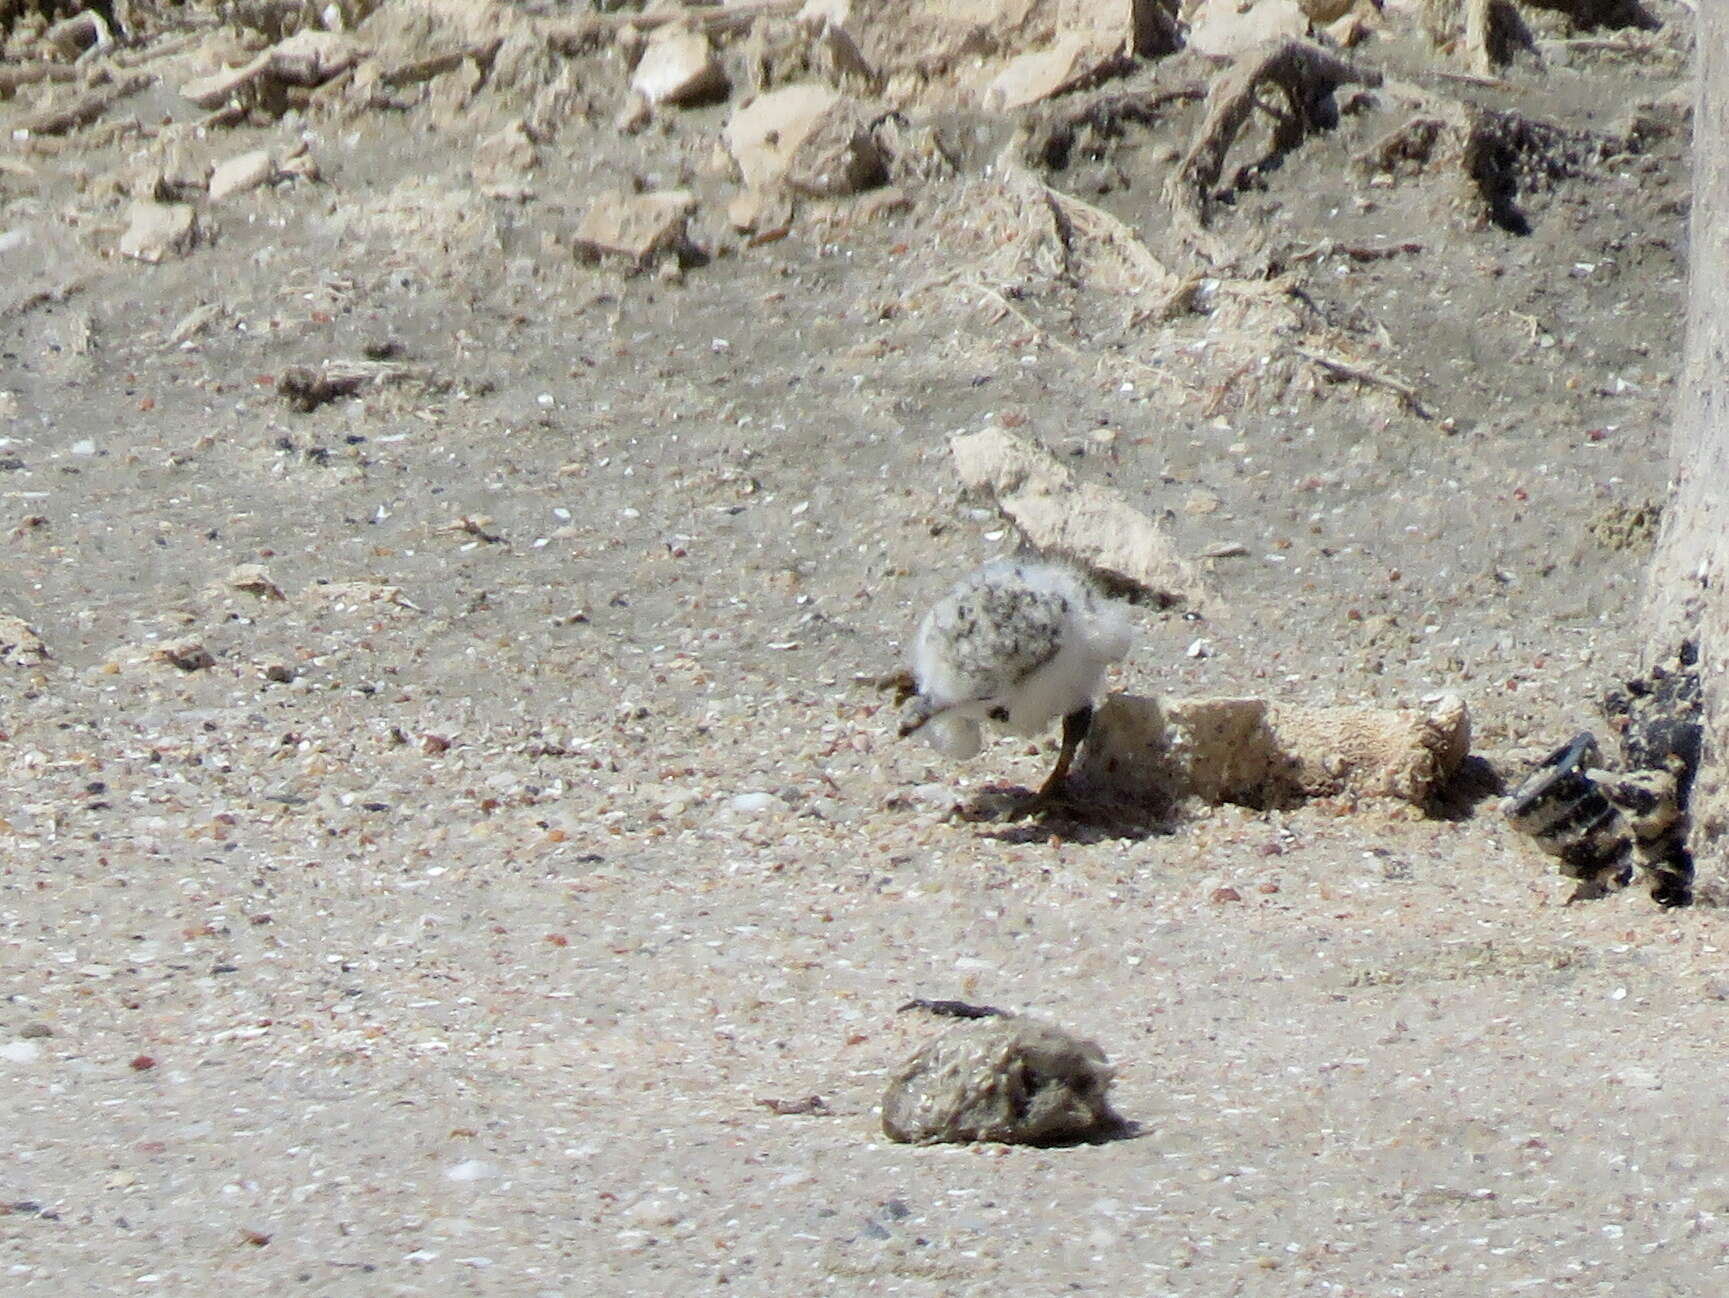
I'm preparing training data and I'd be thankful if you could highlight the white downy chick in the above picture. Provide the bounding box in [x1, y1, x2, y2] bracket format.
[899, 559, 1132, 805]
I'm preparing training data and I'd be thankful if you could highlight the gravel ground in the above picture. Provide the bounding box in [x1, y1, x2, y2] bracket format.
[1, 1, 1723, 1293]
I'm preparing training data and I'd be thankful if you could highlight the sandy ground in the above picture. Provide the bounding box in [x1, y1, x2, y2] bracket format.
[1, 0, 1725, 1293]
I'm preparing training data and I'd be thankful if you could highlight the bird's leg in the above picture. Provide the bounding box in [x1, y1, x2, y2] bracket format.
[1020, 705, 1093, 816]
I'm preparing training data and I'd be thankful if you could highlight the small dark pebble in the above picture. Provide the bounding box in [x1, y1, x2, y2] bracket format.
[361, 801, 390, 812]
[18, 1023, 52, 1039]
[0, 457, 23, 471]
[277, 366, 364, 413]
[211, 964, 239, 975]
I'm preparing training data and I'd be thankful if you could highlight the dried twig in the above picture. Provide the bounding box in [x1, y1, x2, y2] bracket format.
[378, 40, 502, 89]
[1294, 345, 1433, 419]
[12, 71, 152, 137]
[0, 62, 77, 98]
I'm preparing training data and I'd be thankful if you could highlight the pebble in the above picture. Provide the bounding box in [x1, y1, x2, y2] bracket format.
[445, 1160, 499, 1182]
[729, 792, 779, 815]
[0, 1041, 40, 1063]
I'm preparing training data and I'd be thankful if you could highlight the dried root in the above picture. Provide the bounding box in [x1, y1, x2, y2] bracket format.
[1165, 39, 1380, 265]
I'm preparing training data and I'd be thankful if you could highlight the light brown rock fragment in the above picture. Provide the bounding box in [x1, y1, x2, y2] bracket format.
[1272, 693, 1472, 803]
[227, 564, 285, 600]
[473, 120, 539, 186]
[725, 84, 886, 197]
[118, 203, 200, 263]
[1075, 692, 1472, 809]
[882, 1017, 1123, 1145]
[630, 25, 727, 107]
[573, 190, 695, 266]
[152, 638, 215, 672]
[0, 616, 48, 667]
[948, 426, 1209, 608]
[982, 33, 1116, 109]
[208, 150, 276, 202]
[1188, 0, 1309, 57]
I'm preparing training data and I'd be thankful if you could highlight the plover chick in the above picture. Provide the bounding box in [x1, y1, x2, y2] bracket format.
[899, 558, 1132, 811]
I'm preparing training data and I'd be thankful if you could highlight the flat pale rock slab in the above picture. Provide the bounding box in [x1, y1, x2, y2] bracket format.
[882, 1016, 1123, 1145]
[118, 202, 200, 263]
[981, 33, 1117, 109]
[208, 149, 275, 201]
[573, 190, 694, 264]
[1077, 692, 1471, 809]
[1188, 0, 1309, 57]
[949, 426, 1209, 608]
[725, 83, 885, 197]
[631, 25, 726, 107]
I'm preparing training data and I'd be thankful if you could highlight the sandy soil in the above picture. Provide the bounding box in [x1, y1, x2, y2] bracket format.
[1, 1, 1724, 1293]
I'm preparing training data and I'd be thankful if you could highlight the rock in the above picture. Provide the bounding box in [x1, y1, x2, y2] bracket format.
[227, 563, 285, 600]
[1301, 0, 1356, 20]
[118, 202, 199, 263]
[1188, 0, 1309, 58]
[725, 84, 886, 198]
[948, 426, 1210, 609]
[445, 1159, 498, 1182]
[982, 33, 1115, 110]
[473, 120, 539, 186]
[152, 638, 215, 672]
[725, 186, 794, 234]
[0, 615, 48, 667]
[573, 190, 695, 266]
[842, 0, 1165, 92]
[1074, 692, 1472, 810]
[630, 25, 727, 107]
[265, 30, 366, 88]
[729, 791, 779, 814]
[614, 90, 652, 134]
[208, 150, 276, 202]
[305, 580, 413, 610]
[882, 1016, 1124, 1145]
[1076, 695, 1282, 811]
[1271, 693, 1471, 803]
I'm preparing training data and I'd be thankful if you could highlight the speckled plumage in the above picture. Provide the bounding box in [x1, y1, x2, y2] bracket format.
[900, 561, 1132, 793]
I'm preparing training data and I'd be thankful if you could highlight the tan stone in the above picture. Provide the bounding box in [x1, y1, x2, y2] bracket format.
[631, 25, 727, 107]
[574, 190, 695, 265]
[725, 83, 885, 198]
[982, 33, 1113, 110]
[1188, 0, 1309, 57]
[118, 202, 200, 264]
[948, 426, 1209, 609]
[1075, 692, 1471, 809]
[208, 150, 276, 202]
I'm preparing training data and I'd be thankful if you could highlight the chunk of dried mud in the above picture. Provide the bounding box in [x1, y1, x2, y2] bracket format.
[882, 1016, 1124, 1146]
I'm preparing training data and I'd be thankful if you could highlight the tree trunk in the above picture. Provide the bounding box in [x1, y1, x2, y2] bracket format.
[1645, 5, 1729, 882]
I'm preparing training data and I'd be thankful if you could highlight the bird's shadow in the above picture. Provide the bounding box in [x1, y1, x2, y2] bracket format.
[956, 783, 1174, 845]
